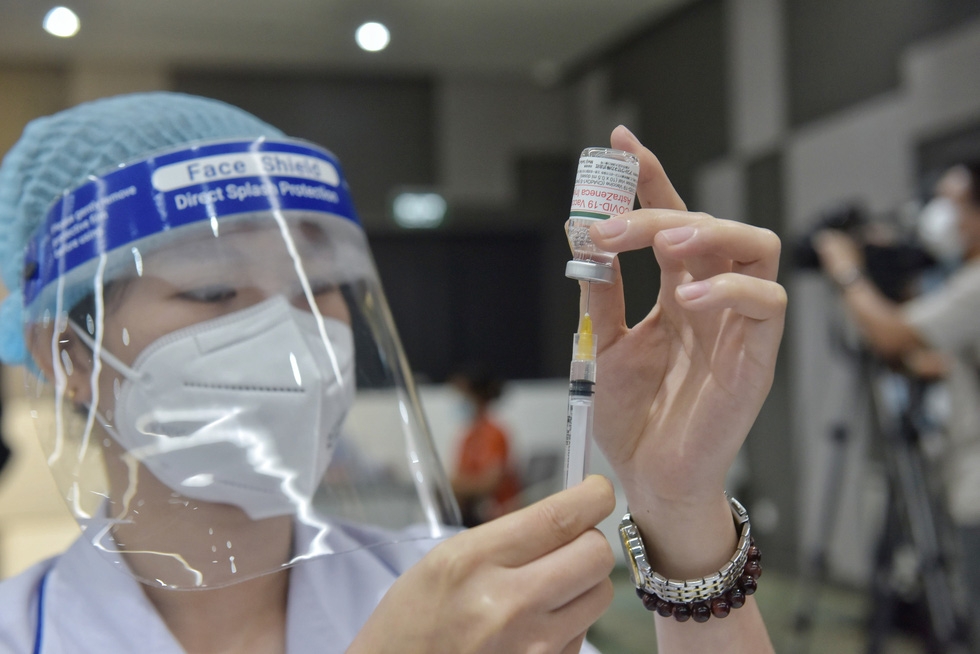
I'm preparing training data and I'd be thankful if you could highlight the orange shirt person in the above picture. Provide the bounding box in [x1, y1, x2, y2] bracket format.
[449, 367, 520, 526]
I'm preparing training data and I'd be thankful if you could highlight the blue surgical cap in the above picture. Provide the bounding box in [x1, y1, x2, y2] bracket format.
[0, 92, 285, 365]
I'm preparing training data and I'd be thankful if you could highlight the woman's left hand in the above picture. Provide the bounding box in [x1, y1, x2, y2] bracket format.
[582, 127, 786, 546]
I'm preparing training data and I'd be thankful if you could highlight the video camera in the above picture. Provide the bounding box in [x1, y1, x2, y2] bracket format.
[793, 202, 937, 302]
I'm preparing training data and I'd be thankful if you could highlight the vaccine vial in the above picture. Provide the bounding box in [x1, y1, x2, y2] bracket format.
[565, 147, 639, 283]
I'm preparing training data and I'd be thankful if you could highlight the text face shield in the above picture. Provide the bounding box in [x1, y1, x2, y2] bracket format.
[21, 139, 460, 589]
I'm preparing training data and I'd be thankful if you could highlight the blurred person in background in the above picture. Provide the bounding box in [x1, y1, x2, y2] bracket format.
[816, 160, 980, 637]
[449, 363, 521, 526]
[0, 92, 782, 653]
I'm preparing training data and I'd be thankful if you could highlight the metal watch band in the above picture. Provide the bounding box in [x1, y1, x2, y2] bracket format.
[618, 494, 751, 605]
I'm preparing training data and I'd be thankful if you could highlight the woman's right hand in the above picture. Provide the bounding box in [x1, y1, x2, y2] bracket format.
[347, 475, 617, 654]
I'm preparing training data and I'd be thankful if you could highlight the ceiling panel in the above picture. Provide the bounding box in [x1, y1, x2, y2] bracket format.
[0, 0, 691, 78]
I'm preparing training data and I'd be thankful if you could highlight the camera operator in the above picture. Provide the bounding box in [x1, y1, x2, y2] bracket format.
[815, 161, 980, 615]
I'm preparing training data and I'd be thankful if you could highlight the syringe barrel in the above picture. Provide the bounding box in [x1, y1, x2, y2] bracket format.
[564, 390, 595, 489]
[569, 359, 596, 384]
[565, 327, 598, 488]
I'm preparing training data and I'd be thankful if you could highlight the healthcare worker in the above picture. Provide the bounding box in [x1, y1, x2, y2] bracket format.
[0, 92, 782, 653]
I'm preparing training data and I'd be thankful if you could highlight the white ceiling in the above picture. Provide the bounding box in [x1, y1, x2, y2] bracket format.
[0, 0, 691, 80]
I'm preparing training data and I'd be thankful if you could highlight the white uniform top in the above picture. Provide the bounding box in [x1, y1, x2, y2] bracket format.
[0, 523, 601, 653]
[904, 260, 980, 525]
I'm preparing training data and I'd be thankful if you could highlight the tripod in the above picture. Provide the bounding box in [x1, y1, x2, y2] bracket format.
[791, 343, 972, 653]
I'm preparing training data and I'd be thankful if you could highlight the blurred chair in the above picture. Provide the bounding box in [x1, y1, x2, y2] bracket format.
[518, 449, 564, 506]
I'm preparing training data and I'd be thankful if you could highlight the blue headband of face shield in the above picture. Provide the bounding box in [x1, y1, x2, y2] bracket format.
[23, 138, 361, 312]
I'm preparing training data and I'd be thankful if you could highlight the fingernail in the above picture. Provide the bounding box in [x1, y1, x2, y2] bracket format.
[660, 225, 695, 245]
[676, 280, 710, 301]
[595, 217, 627, 238]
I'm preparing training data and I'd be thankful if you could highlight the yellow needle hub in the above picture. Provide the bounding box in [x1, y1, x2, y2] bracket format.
[576, 312, 594, 361]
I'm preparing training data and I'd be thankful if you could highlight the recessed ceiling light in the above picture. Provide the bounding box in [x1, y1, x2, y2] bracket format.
[392, 192, 447, 229]
[355, 22, 390, 52]
[43, 6, 80, 38]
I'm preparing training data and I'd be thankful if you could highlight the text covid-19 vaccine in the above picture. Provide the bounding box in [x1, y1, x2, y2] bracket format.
[565, 147, 639, 283]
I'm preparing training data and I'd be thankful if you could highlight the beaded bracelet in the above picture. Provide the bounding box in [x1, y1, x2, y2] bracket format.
[636, 538, 762, 622]
[619, 494, 762, 622]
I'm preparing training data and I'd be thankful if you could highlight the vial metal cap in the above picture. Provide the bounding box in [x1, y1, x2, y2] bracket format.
[565, 260, 615, 284]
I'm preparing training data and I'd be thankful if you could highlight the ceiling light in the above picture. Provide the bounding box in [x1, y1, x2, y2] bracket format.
[355, 22, 390, 52]
[43, 6, 80, 38]
[392, 192, 446, 229]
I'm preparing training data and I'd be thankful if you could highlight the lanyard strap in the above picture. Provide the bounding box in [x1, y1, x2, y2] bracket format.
[33, 568, 50, 654]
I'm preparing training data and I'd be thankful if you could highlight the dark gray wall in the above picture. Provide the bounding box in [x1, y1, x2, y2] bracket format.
[177, 68, 579, 382]
[175, 71, 436, 229]
[744, 149, 796, 571]
[917, 121, 980, 190]
[604, 0, 729, 206]
[568, 0, 730, 329]
[369, 231, 544, 383]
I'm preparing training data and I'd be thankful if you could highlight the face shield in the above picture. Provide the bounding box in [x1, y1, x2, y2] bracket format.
[21, 138, 460, 589]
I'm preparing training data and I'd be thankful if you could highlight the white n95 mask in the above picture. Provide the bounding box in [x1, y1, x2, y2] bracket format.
[918, 197, 964, 267]
[74, 295, 356, 520]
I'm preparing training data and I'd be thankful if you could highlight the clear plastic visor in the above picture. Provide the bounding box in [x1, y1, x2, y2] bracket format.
[22, 210, 460, 589]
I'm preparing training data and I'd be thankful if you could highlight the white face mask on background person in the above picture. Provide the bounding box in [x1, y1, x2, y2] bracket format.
[72, 295, 356, 520]
[917, 196, 964, 267]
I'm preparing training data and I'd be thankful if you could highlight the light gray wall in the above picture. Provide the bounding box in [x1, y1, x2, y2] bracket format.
[696, 7, 980, 583]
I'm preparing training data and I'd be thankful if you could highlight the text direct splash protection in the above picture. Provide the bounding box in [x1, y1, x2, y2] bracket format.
[23, 139, 359, 308]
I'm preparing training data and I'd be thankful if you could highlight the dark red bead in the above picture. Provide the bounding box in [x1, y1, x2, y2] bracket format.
[640, 591, 660, 612]
[655, 598, 674, 618]
[672, 603, 692, 622]
[633, 539, 762, 617]
[691, 601, 711, 623]
[711, 596, 732, 618]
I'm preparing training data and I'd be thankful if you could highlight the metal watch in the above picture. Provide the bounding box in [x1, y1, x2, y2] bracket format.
[618, 494, 751, 604]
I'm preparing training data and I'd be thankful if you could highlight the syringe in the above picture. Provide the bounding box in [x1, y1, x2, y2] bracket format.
[564, 304, 596, 489]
